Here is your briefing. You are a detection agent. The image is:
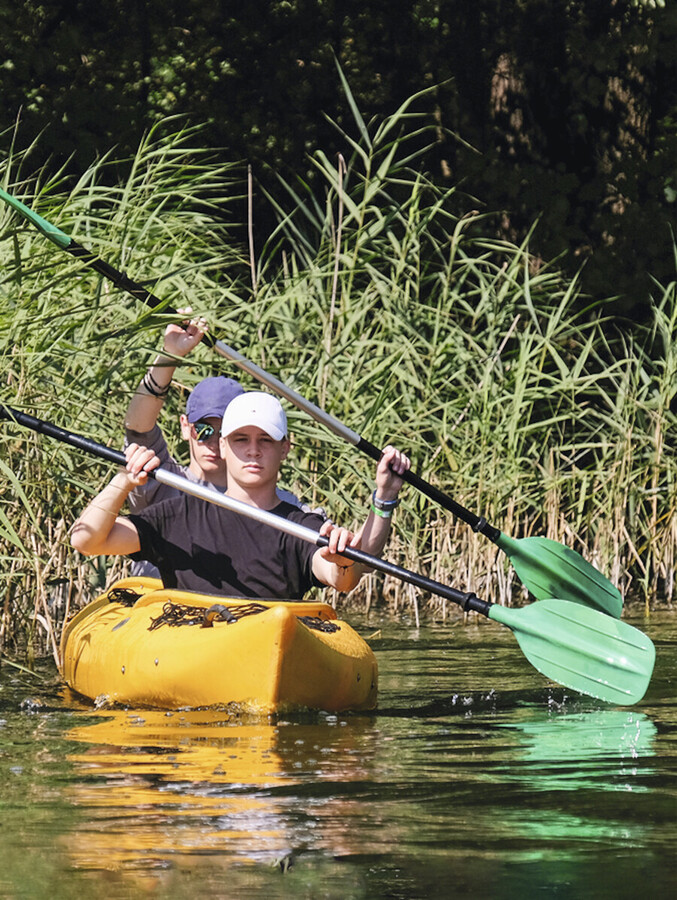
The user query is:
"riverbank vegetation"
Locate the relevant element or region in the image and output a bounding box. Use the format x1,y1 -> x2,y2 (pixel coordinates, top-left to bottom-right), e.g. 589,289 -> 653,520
0,105 -> 675,658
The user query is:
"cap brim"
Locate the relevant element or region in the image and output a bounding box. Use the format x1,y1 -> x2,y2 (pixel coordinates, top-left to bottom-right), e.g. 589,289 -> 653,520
187,407 -> 225,423
221,419 -> 286,440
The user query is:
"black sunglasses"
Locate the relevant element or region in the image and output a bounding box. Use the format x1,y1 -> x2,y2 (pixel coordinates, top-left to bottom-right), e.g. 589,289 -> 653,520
193,421 -> 218,442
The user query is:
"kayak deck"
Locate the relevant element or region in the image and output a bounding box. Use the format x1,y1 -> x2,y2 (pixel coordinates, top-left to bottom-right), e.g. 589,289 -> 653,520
60,578 -> 378,714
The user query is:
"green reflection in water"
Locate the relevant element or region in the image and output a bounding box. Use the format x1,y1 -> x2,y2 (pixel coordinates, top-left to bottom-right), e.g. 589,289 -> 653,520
496,708 -> 657,793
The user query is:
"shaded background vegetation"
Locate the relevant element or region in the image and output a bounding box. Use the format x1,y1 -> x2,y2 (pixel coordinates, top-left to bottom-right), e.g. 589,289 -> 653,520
1,0 -> 676,310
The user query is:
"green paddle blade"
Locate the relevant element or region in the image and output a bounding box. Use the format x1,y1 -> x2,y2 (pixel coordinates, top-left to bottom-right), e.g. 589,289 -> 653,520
494,532 -> 623,618
0,187 -> 72,250
489,599 -> 655,705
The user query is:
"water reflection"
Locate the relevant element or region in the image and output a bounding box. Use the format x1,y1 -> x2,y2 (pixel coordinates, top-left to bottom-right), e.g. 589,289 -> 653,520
497,708 -> 657,793
1,617 -> 671,897
62,699 -> 660,879
65,707 -> 375,872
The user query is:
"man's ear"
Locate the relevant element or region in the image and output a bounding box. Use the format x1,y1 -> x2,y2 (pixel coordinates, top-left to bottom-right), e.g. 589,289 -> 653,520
179,414 -> 191,440
280,438 -> 291,461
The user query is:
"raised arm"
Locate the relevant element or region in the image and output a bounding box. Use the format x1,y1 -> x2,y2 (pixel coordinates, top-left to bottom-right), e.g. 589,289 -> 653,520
356,444 -> 410,559
125,312 -> 207,433
70,445 -> 160,556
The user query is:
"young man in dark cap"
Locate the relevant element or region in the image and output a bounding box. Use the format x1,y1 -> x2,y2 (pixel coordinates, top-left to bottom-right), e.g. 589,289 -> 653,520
124,313 -> 302,511
124,314 -> 307,576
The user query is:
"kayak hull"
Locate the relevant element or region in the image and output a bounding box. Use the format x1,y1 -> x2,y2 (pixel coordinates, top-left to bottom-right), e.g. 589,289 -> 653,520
60,578 -> 378,714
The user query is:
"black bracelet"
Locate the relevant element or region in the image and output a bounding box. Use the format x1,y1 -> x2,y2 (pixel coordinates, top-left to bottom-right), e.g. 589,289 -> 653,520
142,371 -> 170,398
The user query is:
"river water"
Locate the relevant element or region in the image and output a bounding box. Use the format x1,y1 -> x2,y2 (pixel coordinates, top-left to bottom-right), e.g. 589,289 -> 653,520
0,609 -> 674,899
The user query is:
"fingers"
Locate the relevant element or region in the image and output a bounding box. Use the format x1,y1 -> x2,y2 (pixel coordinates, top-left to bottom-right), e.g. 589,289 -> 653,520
376,444 -> 411,500
176,308 -> 208,331
124,443 -> 161,482
319,520 -> 356,561
381,445 -> 411,474
184,315 -> 209,337
163,307 -> 208,352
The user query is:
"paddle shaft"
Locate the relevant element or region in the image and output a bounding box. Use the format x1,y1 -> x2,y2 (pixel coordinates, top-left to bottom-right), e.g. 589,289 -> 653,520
70,241 -> 498,536
0,187 -> 499,540
0,403 -> 491,616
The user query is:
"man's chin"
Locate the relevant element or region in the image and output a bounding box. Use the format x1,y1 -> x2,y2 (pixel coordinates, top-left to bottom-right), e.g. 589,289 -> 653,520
199,460 -> 225,475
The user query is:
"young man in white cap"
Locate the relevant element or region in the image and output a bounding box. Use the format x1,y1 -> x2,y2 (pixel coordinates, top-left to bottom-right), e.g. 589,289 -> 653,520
72,391 -> 410,599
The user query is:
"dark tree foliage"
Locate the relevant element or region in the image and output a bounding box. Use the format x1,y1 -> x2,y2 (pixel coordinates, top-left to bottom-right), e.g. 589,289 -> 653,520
1,0 -> 675,312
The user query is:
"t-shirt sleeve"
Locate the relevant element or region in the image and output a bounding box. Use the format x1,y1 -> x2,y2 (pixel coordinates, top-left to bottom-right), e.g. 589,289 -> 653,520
127,509 -> 164,564
127,504 -> 185,590
276,486 -> 327,517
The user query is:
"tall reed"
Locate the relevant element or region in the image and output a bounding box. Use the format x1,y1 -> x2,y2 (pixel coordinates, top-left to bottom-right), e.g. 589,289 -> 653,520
0,108 -> 674,658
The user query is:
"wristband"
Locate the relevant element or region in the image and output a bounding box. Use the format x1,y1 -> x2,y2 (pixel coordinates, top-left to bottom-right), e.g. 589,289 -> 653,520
371,490 -> 399,511
370,503 -> 393,519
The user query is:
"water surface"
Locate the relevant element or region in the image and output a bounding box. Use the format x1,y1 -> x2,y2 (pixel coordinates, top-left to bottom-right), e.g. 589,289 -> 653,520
0,610 -> 674,899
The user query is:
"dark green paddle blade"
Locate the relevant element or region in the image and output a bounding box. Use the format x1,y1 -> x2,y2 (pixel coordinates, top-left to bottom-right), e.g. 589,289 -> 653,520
494,532 -> 623,618
489,599 -> 654,705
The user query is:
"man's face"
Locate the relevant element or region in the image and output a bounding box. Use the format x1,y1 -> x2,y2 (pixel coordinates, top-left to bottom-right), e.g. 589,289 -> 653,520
220,425 -> 289,490
181,414 -> 225,478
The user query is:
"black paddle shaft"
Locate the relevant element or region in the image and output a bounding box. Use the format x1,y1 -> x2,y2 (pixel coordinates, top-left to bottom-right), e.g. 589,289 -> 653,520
0,404 -> 493,618
64,240 -> 502,543
355,435 -> 501,540
0,404 -> 126,468
66,241 -> 173,313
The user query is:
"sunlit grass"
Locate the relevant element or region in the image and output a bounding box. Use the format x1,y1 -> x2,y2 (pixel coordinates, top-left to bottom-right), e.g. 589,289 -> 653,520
0,109 -> 675,657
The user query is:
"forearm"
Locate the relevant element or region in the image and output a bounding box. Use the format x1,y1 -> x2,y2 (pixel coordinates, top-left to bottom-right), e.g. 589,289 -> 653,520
351,517 -> 387,569
312,489 -> 399,590
313,554 -> 363,592
70,473 -> 136,556
313,515 -> 392,588
124,352 -> 177,433
358,444 -> 409,563
357,490 -> 399,561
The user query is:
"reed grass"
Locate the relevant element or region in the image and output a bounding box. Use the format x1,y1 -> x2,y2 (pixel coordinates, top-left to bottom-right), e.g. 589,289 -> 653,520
0,106 -> 675,658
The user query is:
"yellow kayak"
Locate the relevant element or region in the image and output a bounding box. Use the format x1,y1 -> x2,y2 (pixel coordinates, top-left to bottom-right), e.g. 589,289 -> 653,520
60,577 -> 378,714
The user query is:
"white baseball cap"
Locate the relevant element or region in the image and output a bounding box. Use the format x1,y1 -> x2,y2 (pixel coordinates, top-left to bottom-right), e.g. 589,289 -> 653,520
220,391 -> 287,440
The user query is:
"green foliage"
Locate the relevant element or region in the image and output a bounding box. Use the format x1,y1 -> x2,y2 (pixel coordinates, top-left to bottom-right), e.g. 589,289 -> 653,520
0,106 -> 675,657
